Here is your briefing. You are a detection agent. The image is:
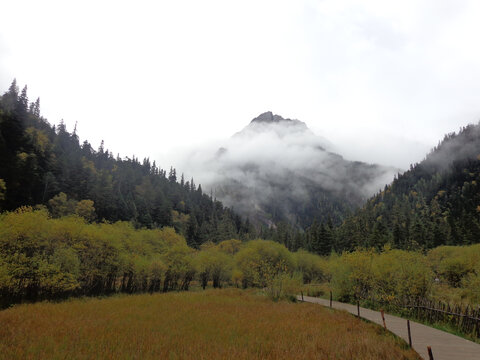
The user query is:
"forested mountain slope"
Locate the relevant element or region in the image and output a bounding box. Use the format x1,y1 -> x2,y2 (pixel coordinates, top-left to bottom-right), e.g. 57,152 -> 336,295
0,80 -> 253,246
337,123 -> 480,250
193,111 -> 398,229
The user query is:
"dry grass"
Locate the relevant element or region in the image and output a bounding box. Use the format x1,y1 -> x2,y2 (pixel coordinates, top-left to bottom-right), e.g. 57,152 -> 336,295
0,289 -> 420,360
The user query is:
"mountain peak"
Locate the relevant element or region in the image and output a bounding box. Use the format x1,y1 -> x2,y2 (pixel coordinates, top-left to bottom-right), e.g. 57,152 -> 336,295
251,111 -> 285,124
250,112 -> 308,129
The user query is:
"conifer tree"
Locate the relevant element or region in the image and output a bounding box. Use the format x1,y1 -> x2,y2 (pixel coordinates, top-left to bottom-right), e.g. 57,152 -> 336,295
16,85 -> 29,119
2,79 -> 18,111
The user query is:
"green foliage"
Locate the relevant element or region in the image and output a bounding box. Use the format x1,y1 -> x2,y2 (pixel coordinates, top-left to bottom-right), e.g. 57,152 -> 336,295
329,249 -> 375,301
295,249 -> 328,284
0,205 -> 335,306
0,207 -> 81,302
234,240 -> 294,288
75,199 -> 95,222
193,244 -> 232,289
372,249 -> 431,301
327,248 -> 432,303
216,239 -> 242,255
335,123 -> 480,251
48,192 -> 94,219
461,272 -> 480,303
0,207 -> 196,305
427,245 -> 480,289
0,81 -> 254,246
321,244 -> 480,309
2,203 -> 480,309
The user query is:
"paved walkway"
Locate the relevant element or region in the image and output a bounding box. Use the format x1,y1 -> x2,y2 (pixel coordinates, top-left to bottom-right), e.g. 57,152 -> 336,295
300,295 -> 480,360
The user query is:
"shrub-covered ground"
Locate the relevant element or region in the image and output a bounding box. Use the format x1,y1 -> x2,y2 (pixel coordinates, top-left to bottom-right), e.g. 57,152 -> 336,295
1,207 -> 479,309
322,245 -> 480,306
0,289 -> 419,360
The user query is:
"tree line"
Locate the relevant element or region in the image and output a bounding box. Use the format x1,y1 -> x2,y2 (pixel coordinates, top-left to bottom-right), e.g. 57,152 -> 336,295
2,206 -> 478,308
0,207 -> 318,306
0,80 -> 256,247
264,123 -> 480,254
1,79 -> 479,307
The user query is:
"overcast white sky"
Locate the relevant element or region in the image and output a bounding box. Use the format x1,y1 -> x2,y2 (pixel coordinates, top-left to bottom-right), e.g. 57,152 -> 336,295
2,0 -> 480,170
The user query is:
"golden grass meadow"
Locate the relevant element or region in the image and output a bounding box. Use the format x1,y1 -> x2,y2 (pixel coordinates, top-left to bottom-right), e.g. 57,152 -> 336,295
0,289 -> 419,360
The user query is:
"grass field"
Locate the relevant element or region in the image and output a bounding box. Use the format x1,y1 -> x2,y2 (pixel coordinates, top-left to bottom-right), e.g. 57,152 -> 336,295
0,289 -> 420,359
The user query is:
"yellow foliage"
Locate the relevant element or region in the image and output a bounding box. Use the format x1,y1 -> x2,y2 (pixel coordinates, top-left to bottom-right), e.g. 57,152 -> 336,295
81,157 -> 97,174
0,208 -> 195,302
17,152 -> 28,162
295,250 -> 329,283
2,204 -> 480,309
216,239 -> 242,255
328,248 -> 431,302
25,127 -> 50,154
235,240 -> 294,288
75,199 -> 95,221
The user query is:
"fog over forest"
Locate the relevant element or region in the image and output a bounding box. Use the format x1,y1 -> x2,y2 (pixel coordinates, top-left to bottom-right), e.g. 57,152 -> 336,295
173,112 -> 399,225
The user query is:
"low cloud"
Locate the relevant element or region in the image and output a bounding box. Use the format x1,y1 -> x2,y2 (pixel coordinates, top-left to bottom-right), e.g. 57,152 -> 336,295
170,112 -> 400,225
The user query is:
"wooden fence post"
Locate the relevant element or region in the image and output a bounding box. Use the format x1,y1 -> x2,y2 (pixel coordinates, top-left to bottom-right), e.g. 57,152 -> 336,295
357,300 -> 360,318
330,291 -> 332,308
407,319 -> 412,347
301,291 -> 304,302
380,309 -> 386,330
427,346 -> 434,360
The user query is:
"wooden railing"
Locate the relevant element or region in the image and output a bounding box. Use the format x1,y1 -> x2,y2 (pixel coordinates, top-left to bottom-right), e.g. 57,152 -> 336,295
404,298 -> 480,338
301,287 -> 480,339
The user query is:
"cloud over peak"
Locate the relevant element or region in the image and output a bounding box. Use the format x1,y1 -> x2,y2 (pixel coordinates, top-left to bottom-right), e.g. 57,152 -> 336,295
176,112 -> 399,227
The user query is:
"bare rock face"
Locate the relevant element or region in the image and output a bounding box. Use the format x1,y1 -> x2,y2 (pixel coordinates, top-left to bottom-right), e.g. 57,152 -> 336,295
250,111 -> 294,124
251,111 -> 276,123
240,111 -> 313,134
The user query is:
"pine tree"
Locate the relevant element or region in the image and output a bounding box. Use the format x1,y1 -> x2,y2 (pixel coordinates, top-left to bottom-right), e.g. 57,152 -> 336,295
33,97 -> 40,117
29,97 -> 40,117
318,223 -> 333,256
16,85 -> 29,120
168,167 -> 177,182
186,214 -> 199,248
308,220 -> 320,254
2,79 -> 18,111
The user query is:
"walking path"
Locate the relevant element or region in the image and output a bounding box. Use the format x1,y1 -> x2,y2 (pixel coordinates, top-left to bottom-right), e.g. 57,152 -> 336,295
300,295 -> 480,360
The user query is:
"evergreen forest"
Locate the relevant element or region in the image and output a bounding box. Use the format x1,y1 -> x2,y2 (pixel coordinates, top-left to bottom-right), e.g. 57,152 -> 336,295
0,80 -> 255,249
1,80 -> 480,311
262,124 -> 480,254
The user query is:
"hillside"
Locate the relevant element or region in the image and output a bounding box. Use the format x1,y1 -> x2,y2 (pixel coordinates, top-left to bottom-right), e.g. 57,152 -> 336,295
3,79 -> 479,255
337,123 -> 480,250
0,80 -> 253,246
188,111 -> 398,229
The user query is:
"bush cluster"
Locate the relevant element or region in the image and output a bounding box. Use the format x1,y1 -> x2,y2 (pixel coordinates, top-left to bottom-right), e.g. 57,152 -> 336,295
0,208 -> 327,305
